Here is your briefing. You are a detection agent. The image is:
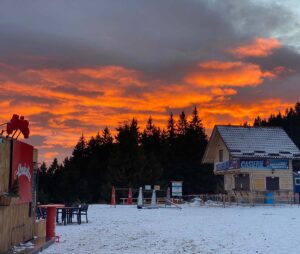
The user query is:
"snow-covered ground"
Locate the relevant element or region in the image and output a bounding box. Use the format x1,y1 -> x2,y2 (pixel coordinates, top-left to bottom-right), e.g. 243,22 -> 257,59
43,204 -> 300,254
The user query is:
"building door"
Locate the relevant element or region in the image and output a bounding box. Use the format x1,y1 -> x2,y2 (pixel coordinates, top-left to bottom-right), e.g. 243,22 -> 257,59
266,177 -> 279,190
234,174 -> 250,191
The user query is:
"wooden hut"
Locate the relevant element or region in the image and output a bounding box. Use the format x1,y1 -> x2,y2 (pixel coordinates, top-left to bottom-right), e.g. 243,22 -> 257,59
203,126 -> 300,203
0,135 -> 38,253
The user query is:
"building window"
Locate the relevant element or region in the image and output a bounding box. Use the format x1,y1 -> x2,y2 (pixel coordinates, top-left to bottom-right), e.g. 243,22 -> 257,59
219,149 -> 223,162
266,177 -> 279,190
295,178 -> 300,186
234,174 -> 250,191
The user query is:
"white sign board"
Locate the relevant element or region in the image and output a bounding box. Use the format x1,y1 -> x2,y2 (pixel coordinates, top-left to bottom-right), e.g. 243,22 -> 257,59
171,181 -> 182,197
144,185 -> 151,190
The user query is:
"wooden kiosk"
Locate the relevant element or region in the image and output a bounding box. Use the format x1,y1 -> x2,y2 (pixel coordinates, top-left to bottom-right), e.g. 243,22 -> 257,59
203,125 -> 300,203
0,115 -> 38,253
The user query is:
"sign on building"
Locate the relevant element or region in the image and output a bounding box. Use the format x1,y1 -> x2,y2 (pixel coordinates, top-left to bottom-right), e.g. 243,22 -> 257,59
171,181 -> 182,197
216,159 -> 289,171
216,159 -> 240,171
144,185 -> 151,190
240,159 -> 289,170
11,140 -> 33,203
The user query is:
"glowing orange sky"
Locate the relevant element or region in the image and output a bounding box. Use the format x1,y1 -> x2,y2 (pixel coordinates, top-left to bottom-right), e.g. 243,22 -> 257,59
0,37 -> 297,163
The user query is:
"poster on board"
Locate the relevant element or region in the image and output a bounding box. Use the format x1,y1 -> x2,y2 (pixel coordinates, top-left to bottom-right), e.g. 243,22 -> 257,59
171,181 -> 183,197
11,140 -> 33,203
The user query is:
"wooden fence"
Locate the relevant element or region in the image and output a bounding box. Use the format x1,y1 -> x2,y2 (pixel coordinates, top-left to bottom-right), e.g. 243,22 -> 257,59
0,203 -> 35,253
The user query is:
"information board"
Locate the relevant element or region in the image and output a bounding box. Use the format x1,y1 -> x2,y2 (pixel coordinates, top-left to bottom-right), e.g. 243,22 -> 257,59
171,181 -> 182,197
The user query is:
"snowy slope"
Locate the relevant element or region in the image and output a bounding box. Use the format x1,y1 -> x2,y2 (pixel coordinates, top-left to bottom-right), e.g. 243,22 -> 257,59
43,205 -> 300,254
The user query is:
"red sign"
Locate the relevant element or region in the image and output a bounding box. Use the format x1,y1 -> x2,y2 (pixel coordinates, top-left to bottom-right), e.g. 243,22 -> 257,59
11,140 -> 33,203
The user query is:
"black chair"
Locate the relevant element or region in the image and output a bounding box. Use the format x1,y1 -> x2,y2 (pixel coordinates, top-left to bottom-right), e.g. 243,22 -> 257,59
68,203 -> 80,224
75,204 -> 89,224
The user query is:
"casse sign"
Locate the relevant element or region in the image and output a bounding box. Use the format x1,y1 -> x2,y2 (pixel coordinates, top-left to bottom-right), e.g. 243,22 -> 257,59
240,159 -> 289,170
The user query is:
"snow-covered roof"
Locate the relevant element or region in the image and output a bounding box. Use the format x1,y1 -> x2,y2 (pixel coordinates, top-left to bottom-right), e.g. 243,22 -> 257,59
202,125 -> 300,163
216,125 -> 300,159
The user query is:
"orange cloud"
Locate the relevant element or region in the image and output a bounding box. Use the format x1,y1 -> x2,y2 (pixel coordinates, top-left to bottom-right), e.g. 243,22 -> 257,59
44,152 -> 59,160
185,61 -> 275,87
228,37 -> 281,58
0,60 -> 291,163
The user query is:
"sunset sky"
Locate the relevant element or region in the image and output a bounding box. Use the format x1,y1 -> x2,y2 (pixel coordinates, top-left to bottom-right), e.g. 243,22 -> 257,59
1,0 -> 300,163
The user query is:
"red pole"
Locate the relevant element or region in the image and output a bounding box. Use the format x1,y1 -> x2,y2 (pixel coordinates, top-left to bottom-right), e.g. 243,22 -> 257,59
111,186 -> 116,207
45,207 -> 56,238
127,188 -> 133,205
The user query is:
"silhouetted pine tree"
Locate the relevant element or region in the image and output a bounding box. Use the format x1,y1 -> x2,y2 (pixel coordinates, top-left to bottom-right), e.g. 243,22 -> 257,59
109,119 -> 146,187
167,112 -> 176,141
141,117 -> 163,185
177,111 -> 188,136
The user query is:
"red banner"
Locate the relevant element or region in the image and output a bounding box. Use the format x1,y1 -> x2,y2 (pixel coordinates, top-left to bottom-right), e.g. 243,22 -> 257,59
11,140 -> 33,203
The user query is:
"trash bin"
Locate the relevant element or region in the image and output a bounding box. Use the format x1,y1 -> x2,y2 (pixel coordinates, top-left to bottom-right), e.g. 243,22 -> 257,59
265,192 -> 274,204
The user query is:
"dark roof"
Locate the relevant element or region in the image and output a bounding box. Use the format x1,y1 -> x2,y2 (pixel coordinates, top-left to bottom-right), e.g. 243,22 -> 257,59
216,125 -> 300,159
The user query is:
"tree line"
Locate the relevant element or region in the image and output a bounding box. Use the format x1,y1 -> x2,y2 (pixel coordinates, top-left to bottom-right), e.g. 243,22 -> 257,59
38,102 -> 300,204
38,107 -> 221,203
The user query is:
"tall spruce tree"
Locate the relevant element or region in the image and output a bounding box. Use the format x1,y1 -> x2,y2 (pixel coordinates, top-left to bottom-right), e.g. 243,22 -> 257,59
141,117 -> 163,185
167,112 -> 176,141
109,119 -> 146,187
177,111 -> 188,136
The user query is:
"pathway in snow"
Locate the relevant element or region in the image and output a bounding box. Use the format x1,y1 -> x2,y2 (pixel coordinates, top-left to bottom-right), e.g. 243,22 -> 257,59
44,204 -> 300,254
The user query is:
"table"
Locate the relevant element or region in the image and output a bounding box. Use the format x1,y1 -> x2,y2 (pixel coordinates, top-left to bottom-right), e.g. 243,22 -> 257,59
57,207 -> 80,225
38,204 -> 65,238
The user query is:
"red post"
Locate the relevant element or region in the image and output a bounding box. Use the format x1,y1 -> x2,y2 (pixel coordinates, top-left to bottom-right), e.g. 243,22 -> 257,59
45,207 -> 56,238
38,204 -> 64,239
127,188 -> 133,205
111,186 -> 116,207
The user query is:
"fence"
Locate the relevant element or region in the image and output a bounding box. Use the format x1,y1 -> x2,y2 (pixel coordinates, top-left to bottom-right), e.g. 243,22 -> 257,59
184,191 -> 300,207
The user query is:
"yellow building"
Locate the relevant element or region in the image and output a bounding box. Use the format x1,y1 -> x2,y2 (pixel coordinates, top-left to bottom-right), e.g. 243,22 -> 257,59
203,125 -> 300,203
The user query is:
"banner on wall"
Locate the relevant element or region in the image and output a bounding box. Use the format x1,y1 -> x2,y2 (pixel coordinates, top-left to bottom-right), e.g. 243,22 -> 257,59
215,159 -> 240,171
216,158 -> 289,171
240,159 -> 289,170
11,140 -> 33,203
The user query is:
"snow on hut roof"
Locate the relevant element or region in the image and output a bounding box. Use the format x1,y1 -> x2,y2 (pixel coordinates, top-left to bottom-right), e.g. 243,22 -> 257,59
216,125 -> 300,159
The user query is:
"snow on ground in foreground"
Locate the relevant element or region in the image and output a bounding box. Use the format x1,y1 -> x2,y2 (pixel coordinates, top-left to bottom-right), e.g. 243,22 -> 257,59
43,205 -> 300,254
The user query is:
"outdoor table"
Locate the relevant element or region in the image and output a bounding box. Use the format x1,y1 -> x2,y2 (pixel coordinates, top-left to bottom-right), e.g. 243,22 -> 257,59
57,207 -> 79,225
38,204 -> 65,238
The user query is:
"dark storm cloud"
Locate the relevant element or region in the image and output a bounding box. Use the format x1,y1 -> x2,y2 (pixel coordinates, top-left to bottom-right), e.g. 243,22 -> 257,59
24,135 -> 46,147
28,112 -> 57,128
0,0 -> 296,74
9,95 -> 59,106
53,86 -> 104,97
247,46 -> 300,72
231,74 -> 300,106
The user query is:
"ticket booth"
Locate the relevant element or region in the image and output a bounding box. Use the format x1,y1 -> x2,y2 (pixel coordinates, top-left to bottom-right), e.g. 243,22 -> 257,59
0,115 -> 38,253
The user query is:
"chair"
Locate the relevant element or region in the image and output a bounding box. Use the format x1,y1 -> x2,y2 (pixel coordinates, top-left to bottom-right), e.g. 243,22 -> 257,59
68,203 -> 80,224
75,204 -> 89,224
